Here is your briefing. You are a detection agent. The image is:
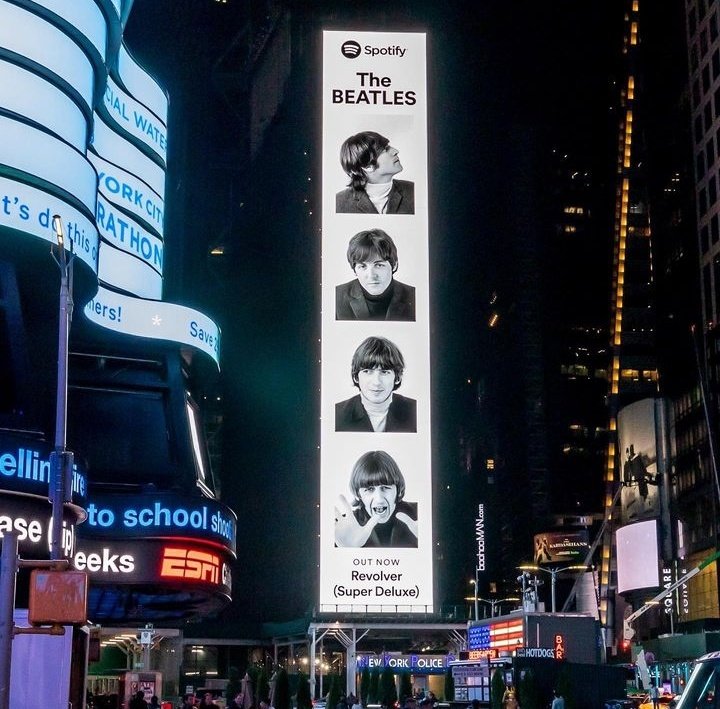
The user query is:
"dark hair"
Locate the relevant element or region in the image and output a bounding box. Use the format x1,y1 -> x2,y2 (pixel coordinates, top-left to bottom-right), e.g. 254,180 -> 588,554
340,131 -> 390,190
351,336 -> 405,389
347,229 -> 399,271
350,451 -> 406,501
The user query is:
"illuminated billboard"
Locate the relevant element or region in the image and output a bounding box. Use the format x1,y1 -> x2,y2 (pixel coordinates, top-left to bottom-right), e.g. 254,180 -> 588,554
533,530 -> 589,565
320,31 -> 432,612
617,398 -> 661,524
616,519 -> 660,593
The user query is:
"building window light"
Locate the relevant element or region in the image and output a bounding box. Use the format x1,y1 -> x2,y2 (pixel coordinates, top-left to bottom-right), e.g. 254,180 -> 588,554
486,459 -> 495,470
563,225 -> 577,233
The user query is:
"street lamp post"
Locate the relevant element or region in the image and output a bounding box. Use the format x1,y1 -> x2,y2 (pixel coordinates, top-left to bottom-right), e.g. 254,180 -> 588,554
469,571 -> 479,620
518,564 -> 587,613
465,592 -> 520,618
49,215 -> 75,561
478,597 -> 521,617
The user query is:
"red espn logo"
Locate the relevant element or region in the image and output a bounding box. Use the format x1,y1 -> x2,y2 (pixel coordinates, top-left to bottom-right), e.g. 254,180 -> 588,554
160,547 -> 220,584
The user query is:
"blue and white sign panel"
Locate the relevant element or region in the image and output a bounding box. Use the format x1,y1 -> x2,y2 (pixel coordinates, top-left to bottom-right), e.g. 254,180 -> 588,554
84,286 -> 220,365
320,31 -> 432,612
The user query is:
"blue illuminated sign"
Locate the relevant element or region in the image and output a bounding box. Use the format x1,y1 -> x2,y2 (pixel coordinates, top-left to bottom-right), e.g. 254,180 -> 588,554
0,176 -> 99,274
103,78 -> 168,163
0,433 -> 88,508
356,653 -> 455,674
78,492 -> 237,554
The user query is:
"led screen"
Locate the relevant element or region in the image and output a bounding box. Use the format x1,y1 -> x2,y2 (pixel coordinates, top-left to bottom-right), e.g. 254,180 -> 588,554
618,397 -> 661,523
616,519 -> 660,593
320,31 -> 432,612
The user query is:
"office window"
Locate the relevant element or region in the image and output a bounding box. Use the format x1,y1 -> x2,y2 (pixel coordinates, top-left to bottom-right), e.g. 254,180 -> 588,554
705,100 -> 713,132
698,150 -> 707,179
696,114 -> 704,144
714,50 -> 720,81
700,186 -> 708,215
702,224 -> 710,253
712,10 -> 719,41
712,212 -> 720,245
704,63 -> 712,94
710,174 -> 718,204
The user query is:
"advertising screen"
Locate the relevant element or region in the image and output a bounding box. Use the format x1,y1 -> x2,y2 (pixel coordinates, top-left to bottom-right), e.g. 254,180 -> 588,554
533,530 -> 589,565
320,31 -> 432,612
618,398 -> 660,524
616,519 -> 660,593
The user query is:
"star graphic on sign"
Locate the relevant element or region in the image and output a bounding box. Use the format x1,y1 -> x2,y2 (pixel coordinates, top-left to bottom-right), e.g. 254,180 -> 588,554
152,315 -> 162,326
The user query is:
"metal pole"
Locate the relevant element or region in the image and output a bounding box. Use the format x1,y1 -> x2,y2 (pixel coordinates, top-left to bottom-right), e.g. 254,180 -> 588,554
310,628 -> 316,698
474,568 -> 479,621
319,638 -> 324,699
550,570 -> 556,613
0,532 -> 19,709
50,216 -> 74,561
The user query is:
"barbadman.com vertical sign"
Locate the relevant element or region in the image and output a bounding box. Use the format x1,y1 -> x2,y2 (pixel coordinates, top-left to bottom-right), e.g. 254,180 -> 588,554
320,31 -> 432,612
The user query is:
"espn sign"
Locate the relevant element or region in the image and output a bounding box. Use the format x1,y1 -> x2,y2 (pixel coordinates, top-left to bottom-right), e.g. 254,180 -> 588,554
160,547 -> 224,585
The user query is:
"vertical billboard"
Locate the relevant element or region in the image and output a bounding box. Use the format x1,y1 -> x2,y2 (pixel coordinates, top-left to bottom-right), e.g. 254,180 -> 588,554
617,398 -> 661,524
320,31 -> 432,612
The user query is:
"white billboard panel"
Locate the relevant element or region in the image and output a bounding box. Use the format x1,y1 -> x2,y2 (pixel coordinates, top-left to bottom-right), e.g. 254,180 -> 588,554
616,519 -> 660,593
320,31 -> 432,612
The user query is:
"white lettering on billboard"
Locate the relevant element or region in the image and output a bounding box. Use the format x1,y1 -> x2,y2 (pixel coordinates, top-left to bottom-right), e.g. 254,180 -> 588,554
320,31 -> 432,612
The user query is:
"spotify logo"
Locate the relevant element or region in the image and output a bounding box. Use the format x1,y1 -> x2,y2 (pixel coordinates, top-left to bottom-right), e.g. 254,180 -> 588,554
341,40 -> 361,58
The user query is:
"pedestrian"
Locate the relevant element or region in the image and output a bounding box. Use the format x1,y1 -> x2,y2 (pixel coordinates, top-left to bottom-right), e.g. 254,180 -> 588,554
129,691 -> 148,709
551,689 -> 564,709
149,696 -> 161,709
228,692 -> 245,709
199,692 -> 219,708
502,685 -> 519,709
649,681 -> 660,709
181,694 -> 197,709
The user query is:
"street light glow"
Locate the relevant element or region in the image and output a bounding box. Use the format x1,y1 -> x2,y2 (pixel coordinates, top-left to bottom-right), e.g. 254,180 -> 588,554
517,563 -> 588,612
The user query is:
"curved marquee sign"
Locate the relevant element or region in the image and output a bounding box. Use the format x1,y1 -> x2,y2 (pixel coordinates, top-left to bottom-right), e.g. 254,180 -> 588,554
0,2 -> 221,367
78,492 -> 237,555
0,495 -> 77,558
0,176 -> 99,273
103,77 -> 168,164
84,286 -> 221,365
73,537 -> 233,598
0,1 -> 95,111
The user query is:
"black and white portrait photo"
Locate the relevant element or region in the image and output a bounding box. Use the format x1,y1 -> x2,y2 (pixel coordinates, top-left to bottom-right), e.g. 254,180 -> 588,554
334,450 -> 418,548
336,228 -> 415,321
335,336 -> 417,432
335,131 -> 415,214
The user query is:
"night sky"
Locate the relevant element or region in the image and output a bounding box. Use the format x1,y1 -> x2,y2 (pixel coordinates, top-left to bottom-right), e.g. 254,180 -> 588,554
121,0 -> 672,627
